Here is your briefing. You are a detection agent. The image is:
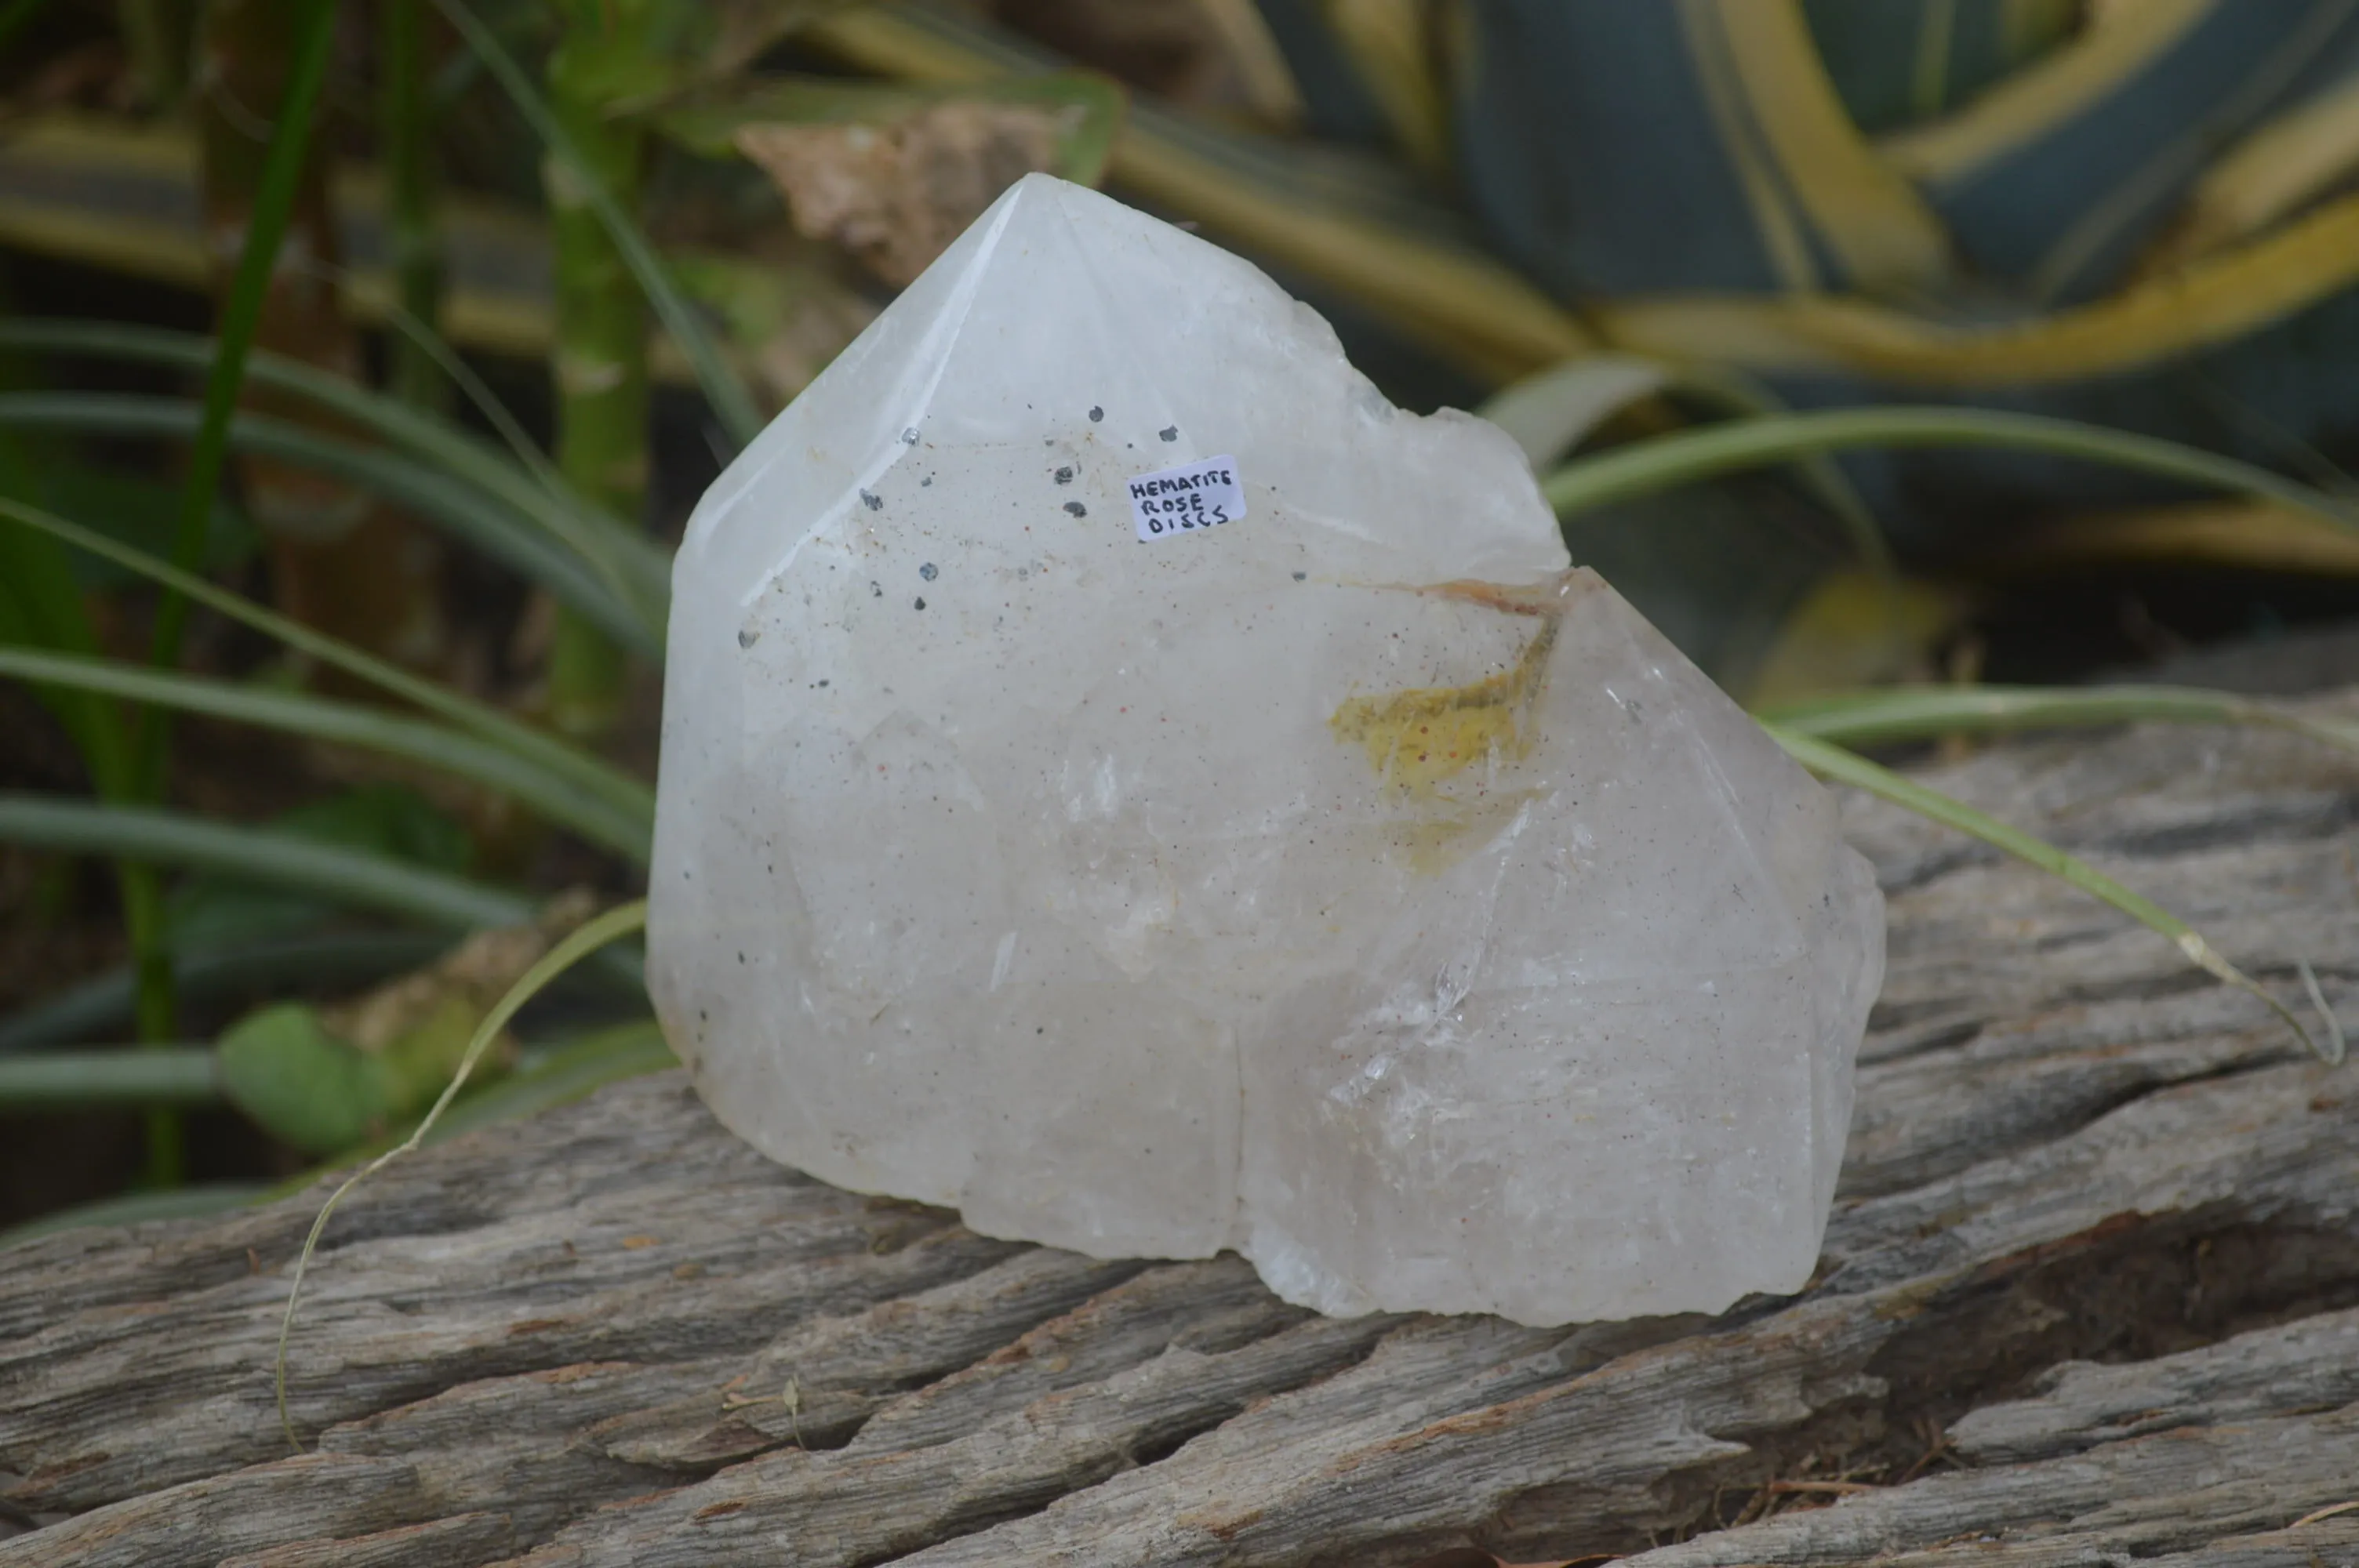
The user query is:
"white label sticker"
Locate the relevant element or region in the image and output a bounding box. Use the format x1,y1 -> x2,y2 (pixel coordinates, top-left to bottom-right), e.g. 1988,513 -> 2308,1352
1126,456 -> 1245,543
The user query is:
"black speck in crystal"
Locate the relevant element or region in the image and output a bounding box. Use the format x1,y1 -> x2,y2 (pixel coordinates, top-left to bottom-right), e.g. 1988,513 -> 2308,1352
870,581 -> 883,597
1089,405 -> 1103,421
860,489 -> 882,510
737,626 -> 760,648
921,476 -> 932,487
1159,426 -> 1179,441
817,678 -> 830,687
1053,466 -> 1073,485
1063,501 -> 1087,517
919,562 -> 938,581
1292,571 -> 1307,582
914,596 -> 927,610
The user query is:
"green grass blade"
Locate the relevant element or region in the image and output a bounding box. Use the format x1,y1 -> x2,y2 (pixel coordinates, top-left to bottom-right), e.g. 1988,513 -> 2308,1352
1765,724 -> 2328,1063
2298,963 -> 2347,1068
1482,355 -> 1890,573
0,514 -> 133,792
0,648 -> 652,862
54,0 -> 322,1169
148,0 -> 338,717
0,391 -> 660,655
0,932 -> 455,1054
1543,408 -> 2359,535
0,322 -> 662,622
277,898 -> 650,1449
0,498 -> 656,828
414,1017 -> 671,1148
434,0 -> 764,449
364,296 -> 565,490
1758,684 -> 2359,759
380,0 -> 446,415
0,793 -> 537,933
0,1047 -> 220,1110
1478,354 -> 1668,470
1653,367 -> 1896,576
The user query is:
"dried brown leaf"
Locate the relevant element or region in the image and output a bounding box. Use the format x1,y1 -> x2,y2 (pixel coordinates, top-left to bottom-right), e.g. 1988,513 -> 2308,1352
736,101 -> 1065,286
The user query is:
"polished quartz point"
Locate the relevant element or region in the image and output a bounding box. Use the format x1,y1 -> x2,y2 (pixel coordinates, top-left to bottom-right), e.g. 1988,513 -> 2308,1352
649,174 -> 1885,1326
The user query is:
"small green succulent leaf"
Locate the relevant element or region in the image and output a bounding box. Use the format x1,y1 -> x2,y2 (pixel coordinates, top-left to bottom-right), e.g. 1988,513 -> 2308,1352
217,1003 -> 391,1156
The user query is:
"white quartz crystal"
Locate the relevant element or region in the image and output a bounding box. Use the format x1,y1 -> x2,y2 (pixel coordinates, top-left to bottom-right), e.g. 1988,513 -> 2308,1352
648,174 -> 1885,1327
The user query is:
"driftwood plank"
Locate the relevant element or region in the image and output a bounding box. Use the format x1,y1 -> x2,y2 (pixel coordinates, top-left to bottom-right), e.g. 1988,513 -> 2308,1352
1946,1305 -> 2359,1463
1612,1311 -> 2359,1568
4,701 -> 2357,1567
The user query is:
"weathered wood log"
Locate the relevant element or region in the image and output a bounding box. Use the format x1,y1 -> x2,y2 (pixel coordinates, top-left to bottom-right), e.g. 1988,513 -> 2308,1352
5,704 -> 2358,1567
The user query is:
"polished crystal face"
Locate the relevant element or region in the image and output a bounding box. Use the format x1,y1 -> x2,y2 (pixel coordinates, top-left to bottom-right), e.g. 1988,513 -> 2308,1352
649,175 -> 1885,1326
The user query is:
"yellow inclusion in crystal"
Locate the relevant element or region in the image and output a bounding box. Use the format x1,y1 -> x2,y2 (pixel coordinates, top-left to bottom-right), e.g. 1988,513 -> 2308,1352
1329,616 -> 1559,796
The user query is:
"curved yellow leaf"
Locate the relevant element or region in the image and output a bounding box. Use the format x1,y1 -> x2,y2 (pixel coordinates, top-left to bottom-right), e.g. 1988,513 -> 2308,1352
1710,0 -> 1953,292
2149,74 -> 2359,266
1990,499 -> 2359,578
1598,189 -> 2359,387
1880,0 -> 2212,181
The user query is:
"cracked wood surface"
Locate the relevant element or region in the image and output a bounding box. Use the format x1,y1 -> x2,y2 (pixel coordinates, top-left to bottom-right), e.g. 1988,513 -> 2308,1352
4,706 -> 2358,1566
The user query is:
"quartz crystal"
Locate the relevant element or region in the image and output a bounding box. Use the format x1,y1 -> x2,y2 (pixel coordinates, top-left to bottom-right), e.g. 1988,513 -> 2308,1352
648,174 -> 1885,1327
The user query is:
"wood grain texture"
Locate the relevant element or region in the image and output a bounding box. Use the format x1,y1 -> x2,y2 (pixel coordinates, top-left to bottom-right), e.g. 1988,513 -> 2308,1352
5,703 -> 2357,1566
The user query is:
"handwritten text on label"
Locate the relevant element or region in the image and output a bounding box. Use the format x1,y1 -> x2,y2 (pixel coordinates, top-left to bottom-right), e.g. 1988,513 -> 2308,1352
1127,456 -> 1245,543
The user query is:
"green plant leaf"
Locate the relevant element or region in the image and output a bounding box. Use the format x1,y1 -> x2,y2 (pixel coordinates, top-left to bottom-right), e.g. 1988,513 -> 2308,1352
1649,366 -> 1895,577
147,0 -> 338,736
0,517 -> 130,795
0,793 -> 534,935
217,1004 -> 390,1155
380,0 -> 447,416
0,498 -> 656,832
0,322 -> 665,628
249,1015 -> 668,1185
0,1044 -> 220,1111
1765,724 -> 2332,1064
0,451 -> 258,588
0,647 -> 656,862
1479,355 -> 1672,471
0,391 -> 661,655
164,786 -> 473,955
0,793 -> 646,994
0,931 -> 455,1055
1757,683 -> 2359,759
435,0 -> 765,449
1543,407 -> 2359,535
1483,354 -> 1893,575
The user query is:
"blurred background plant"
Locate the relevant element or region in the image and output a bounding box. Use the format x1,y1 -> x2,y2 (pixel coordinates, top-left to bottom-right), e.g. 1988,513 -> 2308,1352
3,0 -> 2357,1236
